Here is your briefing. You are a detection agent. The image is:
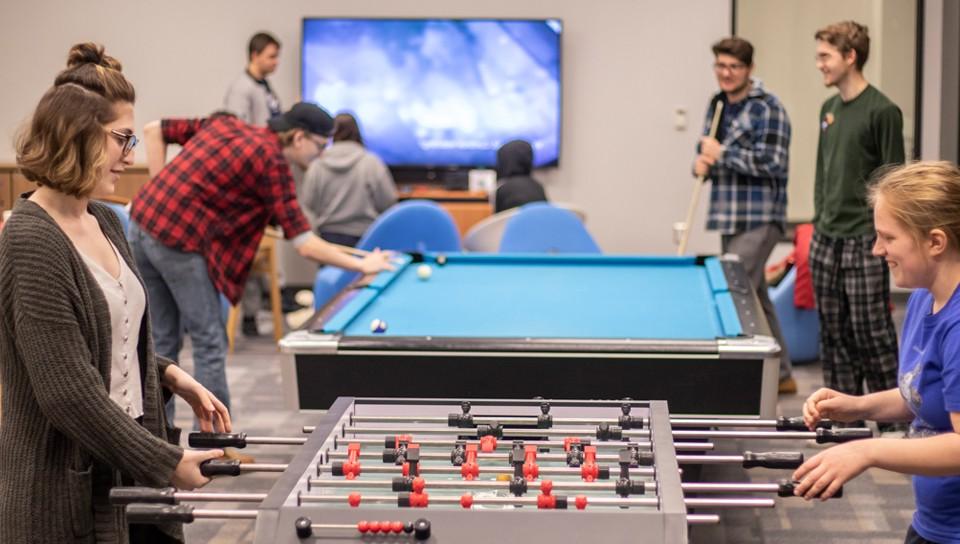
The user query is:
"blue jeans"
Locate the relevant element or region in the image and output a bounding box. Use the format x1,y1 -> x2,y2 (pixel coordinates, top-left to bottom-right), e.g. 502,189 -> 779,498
128,222 -> 230,422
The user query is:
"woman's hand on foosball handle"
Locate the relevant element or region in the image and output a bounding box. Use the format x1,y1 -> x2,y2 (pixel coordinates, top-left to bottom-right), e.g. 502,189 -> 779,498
172,449 -> 224,490
803,387 -> 865,430
792,440 -> 869,501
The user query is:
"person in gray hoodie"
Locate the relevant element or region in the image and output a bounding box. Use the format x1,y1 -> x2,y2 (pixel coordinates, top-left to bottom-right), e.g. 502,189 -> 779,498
301,113 -> 397,247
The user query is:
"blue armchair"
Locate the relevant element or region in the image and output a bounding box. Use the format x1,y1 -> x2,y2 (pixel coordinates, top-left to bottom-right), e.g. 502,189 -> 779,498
313,200 -> 462,310
769,266 -> 820,364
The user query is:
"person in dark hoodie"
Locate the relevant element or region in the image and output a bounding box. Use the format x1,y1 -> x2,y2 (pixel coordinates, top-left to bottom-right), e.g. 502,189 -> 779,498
494,139 -> 548,213
301,113 -> 397,247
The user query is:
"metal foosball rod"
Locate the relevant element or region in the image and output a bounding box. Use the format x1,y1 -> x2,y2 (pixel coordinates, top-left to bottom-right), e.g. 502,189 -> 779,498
679,480 -> 842,497
324,446 -> 803,469
124,503 -> 717,534
110,487 -> 266,505
124,504 -> 434,540
318,462 -> 655,479
127,504 -> 259,522
345,414 -> 831,432
194,458 -> 657,480
296,492 -> 776,510
336,424 -> 872,444
339,435 -> 716,452
308,476 -> 655,495
340,401 -> 832,432
305,476 -> 840,498
189,431 -> 716,451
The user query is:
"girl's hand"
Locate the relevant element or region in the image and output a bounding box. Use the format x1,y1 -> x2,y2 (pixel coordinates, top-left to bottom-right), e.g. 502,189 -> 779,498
803,387 -> 864,430
164,365 -> 231,433
171,449 -> 224,490
792,440 -> 871,500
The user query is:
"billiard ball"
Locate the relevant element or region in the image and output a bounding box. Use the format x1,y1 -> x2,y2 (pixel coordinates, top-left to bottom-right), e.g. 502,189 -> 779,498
436,254 -> 447,266
370,319 -> 388,333
416,264 -> 432,280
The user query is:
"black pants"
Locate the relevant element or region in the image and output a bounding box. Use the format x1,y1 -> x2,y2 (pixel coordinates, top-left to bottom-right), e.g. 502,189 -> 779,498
319,231 -> 361,247
905,525 -> 940,544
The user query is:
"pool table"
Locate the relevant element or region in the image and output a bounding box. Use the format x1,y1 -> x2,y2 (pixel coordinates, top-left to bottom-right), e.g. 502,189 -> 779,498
279,253 -> 780,418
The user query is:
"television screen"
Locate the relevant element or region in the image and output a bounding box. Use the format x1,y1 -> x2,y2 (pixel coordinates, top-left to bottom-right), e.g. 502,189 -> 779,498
301,18 -> 562,169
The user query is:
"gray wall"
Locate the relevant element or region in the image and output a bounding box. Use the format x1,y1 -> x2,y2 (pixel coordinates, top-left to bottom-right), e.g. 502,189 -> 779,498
0,0 -> 731,254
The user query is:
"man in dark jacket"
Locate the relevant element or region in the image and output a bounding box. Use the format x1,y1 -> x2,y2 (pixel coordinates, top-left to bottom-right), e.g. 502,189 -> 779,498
494,140 -> 548,213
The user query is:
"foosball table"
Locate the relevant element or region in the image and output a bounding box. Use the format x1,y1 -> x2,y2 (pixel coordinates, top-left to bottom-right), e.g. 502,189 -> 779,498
113,397 -> 870,543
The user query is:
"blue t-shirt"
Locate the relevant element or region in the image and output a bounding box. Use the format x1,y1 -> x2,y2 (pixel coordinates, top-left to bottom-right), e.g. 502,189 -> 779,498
899,287 -> 960,543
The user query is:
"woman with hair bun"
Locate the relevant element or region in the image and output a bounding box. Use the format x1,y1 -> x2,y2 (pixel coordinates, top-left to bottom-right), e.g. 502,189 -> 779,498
0,43 -> 229,543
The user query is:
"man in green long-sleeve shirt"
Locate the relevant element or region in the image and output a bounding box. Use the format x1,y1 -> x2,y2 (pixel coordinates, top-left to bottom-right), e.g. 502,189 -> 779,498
810,21 -> 905,433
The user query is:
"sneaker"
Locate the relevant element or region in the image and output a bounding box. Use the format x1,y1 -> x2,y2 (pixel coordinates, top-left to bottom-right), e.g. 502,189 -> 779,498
778,377 -> 798,395
242,315 -> 260,337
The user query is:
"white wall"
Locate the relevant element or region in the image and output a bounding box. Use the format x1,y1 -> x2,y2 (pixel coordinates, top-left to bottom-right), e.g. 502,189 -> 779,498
921,0 -> 960,162
0,0 -> 730,254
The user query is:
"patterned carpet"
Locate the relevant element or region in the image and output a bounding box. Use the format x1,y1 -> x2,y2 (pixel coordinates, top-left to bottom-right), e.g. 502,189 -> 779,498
173,308 -> 915,543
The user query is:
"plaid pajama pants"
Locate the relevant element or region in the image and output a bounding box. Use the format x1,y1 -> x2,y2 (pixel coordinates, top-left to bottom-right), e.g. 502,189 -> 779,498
810,230 -> 899,396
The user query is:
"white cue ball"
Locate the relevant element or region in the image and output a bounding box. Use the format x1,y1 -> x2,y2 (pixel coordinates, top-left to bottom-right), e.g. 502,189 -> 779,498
416,264 -> 432,280
370,319 -> 388,333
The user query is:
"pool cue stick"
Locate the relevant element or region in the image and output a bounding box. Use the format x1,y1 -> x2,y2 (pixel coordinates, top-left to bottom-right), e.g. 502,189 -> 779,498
677,100 -> 724,256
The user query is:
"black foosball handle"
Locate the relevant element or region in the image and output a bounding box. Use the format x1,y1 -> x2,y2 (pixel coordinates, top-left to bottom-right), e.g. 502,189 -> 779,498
190,432 -> 247,448
110,486 -> 177,505
200,459 -> 241,477
126,504 -> 195,523
777,479 -> 843,499
816,428 -> 873,444
776,417 -> 833,431
742,451 -> 804,469
295,517 -> 313,538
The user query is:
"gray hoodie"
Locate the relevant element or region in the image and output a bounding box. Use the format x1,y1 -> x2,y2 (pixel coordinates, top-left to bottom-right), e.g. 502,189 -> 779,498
301,141 -> 397,237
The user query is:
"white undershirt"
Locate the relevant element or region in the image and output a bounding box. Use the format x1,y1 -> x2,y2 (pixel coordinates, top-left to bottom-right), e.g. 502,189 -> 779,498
78,240 -> 145,419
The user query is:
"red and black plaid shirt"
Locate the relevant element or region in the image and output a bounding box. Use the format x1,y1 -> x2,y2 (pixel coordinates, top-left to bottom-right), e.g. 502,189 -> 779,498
130,116 -> 311,304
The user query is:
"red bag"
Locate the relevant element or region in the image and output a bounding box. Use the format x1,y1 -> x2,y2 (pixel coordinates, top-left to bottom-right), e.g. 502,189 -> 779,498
793,223 -> 815,309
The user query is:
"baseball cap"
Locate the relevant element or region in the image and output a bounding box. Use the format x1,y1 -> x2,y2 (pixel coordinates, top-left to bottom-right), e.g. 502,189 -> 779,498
268,102 -> 334,136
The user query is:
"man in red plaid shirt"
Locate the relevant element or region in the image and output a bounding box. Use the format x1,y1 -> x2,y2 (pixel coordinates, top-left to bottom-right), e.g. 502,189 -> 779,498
129,102 -> 391,420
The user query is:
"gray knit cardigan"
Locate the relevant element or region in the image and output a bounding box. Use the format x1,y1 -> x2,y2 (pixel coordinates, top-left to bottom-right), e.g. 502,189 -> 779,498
0,198 -> 184,543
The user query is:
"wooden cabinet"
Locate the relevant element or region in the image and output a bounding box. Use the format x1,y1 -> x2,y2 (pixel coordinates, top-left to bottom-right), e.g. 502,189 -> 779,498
0,171 -> 11,211
11,172 -> 37,202
0,164 -> 151,210
396,185 -> 492,236
0,166 -> 492,240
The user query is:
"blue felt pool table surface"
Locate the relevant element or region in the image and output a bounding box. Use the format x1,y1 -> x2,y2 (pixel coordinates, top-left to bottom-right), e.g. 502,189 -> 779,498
320,254 -> 745,341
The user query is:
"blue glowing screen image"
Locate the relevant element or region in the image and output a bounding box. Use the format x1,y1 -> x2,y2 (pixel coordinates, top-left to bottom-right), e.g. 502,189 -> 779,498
302,18 -> 562,168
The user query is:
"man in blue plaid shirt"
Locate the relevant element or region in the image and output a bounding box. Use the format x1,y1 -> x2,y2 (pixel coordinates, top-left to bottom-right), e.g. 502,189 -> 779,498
695,37 -> 795,393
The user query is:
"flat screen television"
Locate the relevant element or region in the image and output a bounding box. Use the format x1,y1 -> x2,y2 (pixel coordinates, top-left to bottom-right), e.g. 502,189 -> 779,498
301,18 -> 562,179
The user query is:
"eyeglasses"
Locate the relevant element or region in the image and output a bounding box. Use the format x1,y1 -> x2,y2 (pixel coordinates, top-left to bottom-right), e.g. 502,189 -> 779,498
109,129 -> 139,156
713,62 -> 748,73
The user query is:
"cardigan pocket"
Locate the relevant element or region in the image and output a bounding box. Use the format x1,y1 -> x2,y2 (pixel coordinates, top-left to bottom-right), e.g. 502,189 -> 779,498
66,464 -> 95,538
